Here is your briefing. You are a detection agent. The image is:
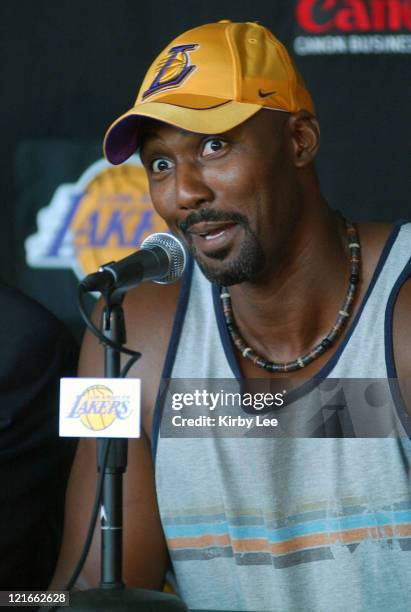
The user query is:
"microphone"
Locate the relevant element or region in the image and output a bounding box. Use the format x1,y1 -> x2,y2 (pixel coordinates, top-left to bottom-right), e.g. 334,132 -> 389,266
80,232 -> 186,293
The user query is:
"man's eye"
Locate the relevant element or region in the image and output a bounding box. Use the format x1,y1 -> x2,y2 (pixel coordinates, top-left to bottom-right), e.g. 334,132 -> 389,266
202,139 -> 227,156
151,158 -> 172,173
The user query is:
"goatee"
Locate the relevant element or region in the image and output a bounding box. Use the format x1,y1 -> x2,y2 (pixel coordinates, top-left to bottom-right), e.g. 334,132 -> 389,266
179,209 -> 266,286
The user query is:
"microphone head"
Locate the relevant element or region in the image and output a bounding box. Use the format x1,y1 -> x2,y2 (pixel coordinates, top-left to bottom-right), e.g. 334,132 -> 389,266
140,232 -> 187,284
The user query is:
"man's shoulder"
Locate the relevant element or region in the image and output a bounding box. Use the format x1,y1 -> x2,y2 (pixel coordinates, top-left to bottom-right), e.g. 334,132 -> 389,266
357,221 -> 409,283
117,281 -> 185,434
81,279 -> 183,398
121,277 -> 183,353
393,276 -> 411,376
358,220 -> 411,249
358,221 -> 396,255
358,220 -> 410,362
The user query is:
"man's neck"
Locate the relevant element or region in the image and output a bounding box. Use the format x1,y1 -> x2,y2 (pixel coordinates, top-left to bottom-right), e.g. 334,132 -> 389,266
227,205 -> 349,364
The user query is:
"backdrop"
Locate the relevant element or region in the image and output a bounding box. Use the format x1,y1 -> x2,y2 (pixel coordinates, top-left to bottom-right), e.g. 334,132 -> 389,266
1,0 -> 410,338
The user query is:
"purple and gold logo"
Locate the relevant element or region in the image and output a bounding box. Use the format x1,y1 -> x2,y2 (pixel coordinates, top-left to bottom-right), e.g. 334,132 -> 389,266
142,43 -> 199,100
25,157 -> 168,283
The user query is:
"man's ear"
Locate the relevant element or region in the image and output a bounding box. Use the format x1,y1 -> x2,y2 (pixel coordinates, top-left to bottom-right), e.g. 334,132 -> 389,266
286,111 -> 320,167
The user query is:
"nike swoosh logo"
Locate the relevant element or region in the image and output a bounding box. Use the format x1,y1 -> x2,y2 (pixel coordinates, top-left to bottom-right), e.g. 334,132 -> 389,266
258,89 -> 276,98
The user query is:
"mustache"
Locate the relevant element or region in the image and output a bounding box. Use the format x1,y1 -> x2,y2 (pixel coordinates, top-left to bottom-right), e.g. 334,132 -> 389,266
178,209 -> 248,234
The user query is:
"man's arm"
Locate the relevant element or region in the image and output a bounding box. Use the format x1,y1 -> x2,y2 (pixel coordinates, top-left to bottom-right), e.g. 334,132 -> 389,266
51,280 -> 181,589
393,276 -> 411,417
51,436 -> 168,590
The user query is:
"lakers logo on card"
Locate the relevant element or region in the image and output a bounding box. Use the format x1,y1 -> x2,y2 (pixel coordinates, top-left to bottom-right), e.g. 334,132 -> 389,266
68,384 -> 131,432
25,156 -> 168,283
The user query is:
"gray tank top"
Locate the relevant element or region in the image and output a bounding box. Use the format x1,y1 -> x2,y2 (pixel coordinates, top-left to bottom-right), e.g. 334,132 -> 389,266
153,222 -> 411,612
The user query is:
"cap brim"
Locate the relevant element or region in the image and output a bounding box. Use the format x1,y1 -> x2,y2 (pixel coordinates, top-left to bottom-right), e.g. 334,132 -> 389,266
103,101 -> 262,165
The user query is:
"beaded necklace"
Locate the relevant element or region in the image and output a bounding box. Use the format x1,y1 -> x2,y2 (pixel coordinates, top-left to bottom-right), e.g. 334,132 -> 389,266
220,219 -> 360,373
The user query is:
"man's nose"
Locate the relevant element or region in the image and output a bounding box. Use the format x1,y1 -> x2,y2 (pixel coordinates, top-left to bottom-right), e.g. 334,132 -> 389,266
175,162 -> 214,210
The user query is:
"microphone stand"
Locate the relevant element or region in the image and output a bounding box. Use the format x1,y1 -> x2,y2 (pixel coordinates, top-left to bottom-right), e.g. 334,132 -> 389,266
58,288 -> 188,611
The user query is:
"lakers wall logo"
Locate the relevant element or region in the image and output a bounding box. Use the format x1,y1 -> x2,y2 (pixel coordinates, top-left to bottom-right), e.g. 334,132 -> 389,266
142,43 -> 199,99
68,384 -> 131,431
25,156 -> 168,283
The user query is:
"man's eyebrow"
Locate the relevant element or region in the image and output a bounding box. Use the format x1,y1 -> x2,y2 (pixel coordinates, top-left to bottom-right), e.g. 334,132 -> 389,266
176,128 -> 203,137
139,131 -> 162,156
139,128 -> 210,156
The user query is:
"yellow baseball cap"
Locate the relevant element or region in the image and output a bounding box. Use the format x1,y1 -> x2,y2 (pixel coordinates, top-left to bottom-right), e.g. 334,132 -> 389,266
104,20 -> 314,165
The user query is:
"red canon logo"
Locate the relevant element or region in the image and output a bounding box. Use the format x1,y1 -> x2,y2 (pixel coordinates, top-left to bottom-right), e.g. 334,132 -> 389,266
296,0 -> 411,33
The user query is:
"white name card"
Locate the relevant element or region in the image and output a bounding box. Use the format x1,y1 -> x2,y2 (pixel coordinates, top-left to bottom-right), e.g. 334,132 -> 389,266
59,377 -> 141,438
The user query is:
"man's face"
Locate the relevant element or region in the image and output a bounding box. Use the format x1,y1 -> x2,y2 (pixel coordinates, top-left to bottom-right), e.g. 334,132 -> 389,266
140,109 -> 301,286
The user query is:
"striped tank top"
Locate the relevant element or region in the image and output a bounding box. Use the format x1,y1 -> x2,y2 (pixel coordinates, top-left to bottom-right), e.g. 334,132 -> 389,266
153,222 -> 411,612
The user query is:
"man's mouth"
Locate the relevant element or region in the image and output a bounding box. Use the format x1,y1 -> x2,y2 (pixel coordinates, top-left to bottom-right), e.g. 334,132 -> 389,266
178,211 -> 248,258
182,221 -> 241,257
188,221 -> 238,242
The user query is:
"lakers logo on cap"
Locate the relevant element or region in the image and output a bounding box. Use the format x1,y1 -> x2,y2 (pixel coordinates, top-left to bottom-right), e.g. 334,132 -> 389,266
142,43 -> 199,100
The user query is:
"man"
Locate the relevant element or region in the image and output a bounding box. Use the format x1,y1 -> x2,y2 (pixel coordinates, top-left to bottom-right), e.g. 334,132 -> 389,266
0,282 -> 77,593
52,21 -> 411,611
